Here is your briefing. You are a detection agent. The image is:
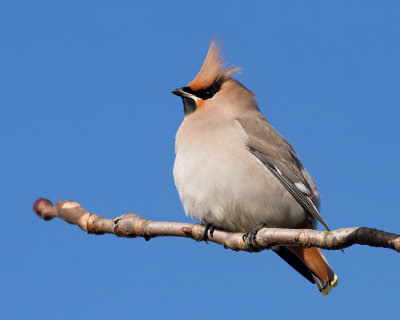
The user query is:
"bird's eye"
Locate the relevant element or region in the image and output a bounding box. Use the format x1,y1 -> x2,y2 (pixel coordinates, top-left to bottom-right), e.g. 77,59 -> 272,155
199,89 -> 214,100
194,78 -> 223,100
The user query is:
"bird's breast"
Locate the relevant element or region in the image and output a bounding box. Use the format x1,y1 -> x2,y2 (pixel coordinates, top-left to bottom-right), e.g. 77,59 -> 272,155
173,117 -> 307,232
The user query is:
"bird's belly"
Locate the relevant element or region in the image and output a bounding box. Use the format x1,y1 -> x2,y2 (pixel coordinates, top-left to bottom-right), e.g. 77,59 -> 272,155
173,144 -> 307,232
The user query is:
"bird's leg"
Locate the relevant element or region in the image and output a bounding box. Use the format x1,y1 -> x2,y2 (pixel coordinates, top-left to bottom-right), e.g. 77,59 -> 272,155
242,224 -> 267,252
201,220 -> 217,243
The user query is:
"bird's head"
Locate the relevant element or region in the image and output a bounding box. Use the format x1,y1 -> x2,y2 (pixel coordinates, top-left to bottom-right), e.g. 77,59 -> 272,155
172,41 -> 255,117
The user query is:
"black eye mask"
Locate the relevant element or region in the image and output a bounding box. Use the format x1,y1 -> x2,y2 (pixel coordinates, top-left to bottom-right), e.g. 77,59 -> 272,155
184,78 -> 224,100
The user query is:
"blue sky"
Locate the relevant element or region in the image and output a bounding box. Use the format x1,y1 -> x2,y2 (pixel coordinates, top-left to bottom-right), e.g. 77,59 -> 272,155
1,1 -> 399,319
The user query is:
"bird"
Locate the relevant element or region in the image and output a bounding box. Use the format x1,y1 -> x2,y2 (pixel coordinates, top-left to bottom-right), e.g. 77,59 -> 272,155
171,40 -> 338,295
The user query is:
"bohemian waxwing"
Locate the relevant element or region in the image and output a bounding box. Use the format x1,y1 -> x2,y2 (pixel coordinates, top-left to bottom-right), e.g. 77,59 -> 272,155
172,41 -> 338,295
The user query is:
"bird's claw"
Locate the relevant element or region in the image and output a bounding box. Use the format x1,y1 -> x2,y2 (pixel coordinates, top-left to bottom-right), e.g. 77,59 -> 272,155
242,224 -> 266,252
202,222 -> 217,243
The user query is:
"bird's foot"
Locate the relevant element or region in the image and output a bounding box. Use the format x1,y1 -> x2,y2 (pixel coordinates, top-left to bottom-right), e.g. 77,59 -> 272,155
242,224 -> 267,252
202,221 -> 217,243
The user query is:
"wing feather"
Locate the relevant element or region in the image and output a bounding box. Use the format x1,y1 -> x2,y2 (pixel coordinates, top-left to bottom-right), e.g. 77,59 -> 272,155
235,116 -> 330,231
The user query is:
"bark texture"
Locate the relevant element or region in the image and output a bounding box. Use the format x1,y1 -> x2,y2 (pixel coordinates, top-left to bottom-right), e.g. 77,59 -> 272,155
33,198 -> 400,253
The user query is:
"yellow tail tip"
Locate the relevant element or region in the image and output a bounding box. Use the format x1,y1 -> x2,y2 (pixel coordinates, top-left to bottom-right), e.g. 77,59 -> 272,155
330,274 -> 338,287
320,286 -> 332,296
320,274 -> 338,296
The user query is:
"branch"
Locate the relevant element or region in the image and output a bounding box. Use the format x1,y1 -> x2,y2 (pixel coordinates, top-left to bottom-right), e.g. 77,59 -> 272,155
33,198 -> 400,253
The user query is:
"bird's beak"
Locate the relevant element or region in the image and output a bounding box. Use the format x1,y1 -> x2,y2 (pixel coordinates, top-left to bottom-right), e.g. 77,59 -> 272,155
171,88 -> 186,98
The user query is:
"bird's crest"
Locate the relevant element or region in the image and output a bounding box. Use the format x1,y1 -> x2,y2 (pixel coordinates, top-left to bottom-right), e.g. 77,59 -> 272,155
188,40 -> 239,91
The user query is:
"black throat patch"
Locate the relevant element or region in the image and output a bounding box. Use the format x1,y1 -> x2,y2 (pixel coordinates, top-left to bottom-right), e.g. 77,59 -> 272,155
182,97 -> 197,115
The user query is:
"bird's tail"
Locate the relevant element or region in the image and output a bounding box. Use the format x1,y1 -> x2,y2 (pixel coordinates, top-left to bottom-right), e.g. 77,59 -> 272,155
273,246 -> 338,295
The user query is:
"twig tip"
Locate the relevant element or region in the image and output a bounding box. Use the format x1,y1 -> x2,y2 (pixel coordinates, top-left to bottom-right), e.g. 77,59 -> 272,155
33,198 -> 53,218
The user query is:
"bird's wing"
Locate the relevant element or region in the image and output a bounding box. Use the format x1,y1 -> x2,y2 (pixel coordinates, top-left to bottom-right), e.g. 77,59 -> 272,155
235,116 -> 330,231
